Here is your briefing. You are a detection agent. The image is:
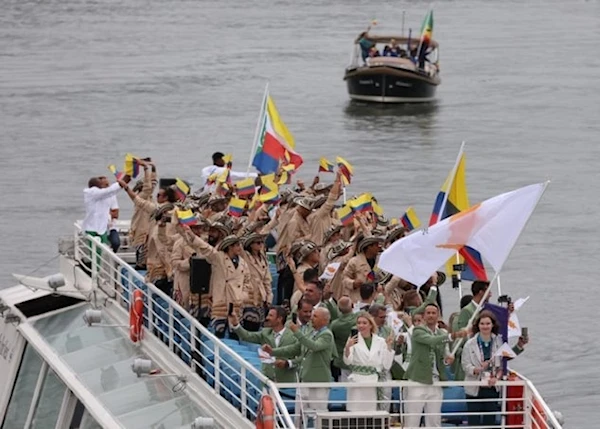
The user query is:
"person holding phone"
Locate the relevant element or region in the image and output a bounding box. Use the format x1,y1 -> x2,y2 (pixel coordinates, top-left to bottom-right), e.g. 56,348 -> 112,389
343,312 -> 395,411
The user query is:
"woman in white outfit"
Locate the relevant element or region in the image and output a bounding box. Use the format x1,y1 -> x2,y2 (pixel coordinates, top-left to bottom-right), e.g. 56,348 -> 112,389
344,312 -> 395,411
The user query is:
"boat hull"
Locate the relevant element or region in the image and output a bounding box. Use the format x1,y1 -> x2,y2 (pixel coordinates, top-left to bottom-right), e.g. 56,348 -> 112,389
344,67 -> 439,103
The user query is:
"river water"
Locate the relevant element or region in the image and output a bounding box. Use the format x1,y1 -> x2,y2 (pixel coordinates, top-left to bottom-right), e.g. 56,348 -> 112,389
1,0 -> 599,426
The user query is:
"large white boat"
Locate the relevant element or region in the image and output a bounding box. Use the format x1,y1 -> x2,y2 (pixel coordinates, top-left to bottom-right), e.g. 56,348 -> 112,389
0,220 -> 564,428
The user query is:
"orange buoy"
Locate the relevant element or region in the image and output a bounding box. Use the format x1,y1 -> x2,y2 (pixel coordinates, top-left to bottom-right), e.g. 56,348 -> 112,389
255,394 -> 275,429
129,289 -> 144,343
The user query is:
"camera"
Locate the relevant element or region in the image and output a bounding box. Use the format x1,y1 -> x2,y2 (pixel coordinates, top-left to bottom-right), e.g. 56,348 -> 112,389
497,295 -> 512,304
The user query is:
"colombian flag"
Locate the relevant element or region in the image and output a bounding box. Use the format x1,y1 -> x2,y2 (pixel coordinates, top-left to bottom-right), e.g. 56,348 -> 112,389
223,154 -> 233,169
337,205 -> 354,226
124,153 -> 140,179
349,193 -> 372,213
228,197 -> 246,217
176,209 -> 197,226
336,156 -> 354,186
400,207 -> 421,231
252,95 -> 303,174
108,164 -> 124,181
278,164 -> 295,185
319,157 -> 335,173
235,177 -> 256,197
429,147 -> 487,281
174,178 -> 190,202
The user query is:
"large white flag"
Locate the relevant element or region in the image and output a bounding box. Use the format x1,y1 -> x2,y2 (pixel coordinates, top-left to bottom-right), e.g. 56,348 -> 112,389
379,182 -> 548,286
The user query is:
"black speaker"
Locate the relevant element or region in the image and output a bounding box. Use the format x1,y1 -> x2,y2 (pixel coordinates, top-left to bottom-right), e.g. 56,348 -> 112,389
190,256 -> 211,294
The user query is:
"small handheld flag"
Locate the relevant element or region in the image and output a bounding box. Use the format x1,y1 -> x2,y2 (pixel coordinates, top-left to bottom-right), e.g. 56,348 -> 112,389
108,164 -> 124,181
336,205 -> 354,226
349,193 -> 372,213
175,178 -> 190,202
336,156 -> 354,186
235,178 -> 256,197
228,197 -> 246,217
493,342 -> 517,359
400,207 -> 421,231
176,209 -> 197,226
124,153 -> 141,179
223,154 -> 233,169
318,157 -> 335,173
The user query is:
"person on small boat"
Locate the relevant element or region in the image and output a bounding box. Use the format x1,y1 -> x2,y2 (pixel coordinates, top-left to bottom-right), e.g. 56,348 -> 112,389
383,39 -> 408,58
368,46 -> 381,58
355,29 -> 376,61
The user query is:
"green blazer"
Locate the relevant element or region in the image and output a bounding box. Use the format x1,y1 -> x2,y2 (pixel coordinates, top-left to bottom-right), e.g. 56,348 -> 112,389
451,300 -> 477,381
271,327 -> 337,382
234,325 -> 298,383
404,325 -> 450,385
329,312 -> 358,370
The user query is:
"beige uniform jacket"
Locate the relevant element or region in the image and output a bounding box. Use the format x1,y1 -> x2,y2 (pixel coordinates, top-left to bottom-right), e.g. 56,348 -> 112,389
242,251 -> 273,306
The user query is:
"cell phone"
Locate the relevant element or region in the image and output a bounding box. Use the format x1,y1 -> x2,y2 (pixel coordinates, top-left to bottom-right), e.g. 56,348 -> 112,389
350,328 -> 359,338
521,327 -> 528,338
291,313 -> 298,324
228,303 -> 234,316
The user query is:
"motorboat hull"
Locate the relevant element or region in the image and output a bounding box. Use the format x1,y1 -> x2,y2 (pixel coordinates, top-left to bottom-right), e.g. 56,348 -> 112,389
344,66 -> 439,103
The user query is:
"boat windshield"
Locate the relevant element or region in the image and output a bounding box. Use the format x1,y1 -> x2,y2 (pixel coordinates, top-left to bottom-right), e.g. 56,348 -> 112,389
33,304 -> 212,428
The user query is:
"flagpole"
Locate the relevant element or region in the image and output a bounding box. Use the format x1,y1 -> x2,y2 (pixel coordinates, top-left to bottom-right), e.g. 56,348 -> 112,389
438,141 -> 465,299
497,274 -> 503,296
450,180 -> 550,357
246,81 -> 270,174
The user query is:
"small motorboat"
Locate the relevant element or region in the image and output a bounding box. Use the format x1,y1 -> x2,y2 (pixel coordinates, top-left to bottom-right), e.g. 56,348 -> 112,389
344,12 -> 440,103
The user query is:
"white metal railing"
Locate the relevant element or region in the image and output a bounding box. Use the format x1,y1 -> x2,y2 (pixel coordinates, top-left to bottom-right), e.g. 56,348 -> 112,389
72,222 -> 562,429
275,379 -> 562,429
73,225 -> 295,428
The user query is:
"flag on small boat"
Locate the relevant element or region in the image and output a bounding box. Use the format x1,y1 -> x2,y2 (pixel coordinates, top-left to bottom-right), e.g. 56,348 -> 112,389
319,157 -> 335,173
337,205 -> 354,226
175,178 -> 190,202
336,156 -> 354,185
228,197 -> 246,217
124,153 -> 141,178
176,209 -> 197,226
235,178 -> 256,197
107,164 -> 124,181
252,94 -> 303,174
417,9 -> 434,65
400,207 -> 421,231
429,145 -> 487,281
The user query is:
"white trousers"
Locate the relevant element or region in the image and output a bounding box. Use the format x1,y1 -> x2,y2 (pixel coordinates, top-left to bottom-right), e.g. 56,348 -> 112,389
403,383 -> 443,428
295,387 -> 329,428
340,369 -> 351,382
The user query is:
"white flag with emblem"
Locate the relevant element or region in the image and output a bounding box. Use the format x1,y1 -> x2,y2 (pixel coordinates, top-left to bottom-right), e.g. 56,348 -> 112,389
493,342 -> 517,359
378,182 -> 548,286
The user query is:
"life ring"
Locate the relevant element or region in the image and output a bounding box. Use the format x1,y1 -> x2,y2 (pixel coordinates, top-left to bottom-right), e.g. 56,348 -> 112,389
255,394 -> 275,429
129,289 -> 144,343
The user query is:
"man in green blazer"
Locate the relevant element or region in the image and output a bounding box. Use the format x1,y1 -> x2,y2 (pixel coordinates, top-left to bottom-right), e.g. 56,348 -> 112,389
264,307 -> 337,419
229,306 -> 298,383
404,303 -> 467,428
291,279 -> 339,322
329,296 -> 357,380
452,280 -> 490,381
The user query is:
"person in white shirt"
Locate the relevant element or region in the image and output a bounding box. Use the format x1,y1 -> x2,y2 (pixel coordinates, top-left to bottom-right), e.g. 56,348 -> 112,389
99,176 -> 120,252
82,176 -> 128,243
200,151 -> 258,193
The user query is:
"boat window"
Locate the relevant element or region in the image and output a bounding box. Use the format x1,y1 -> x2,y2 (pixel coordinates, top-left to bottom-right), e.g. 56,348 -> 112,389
16,295 -> 84,318
69,401 -> 102,429
1,345 -> 43,429
30,368 -> 66,428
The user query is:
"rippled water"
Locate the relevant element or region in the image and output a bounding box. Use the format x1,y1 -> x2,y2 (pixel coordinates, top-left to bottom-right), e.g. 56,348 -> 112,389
1,0 -> 599,425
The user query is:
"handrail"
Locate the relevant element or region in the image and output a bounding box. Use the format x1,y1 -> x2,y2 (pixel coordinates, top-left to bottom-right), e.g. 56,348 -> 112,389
517,372 -> 563,429
73,223 -> 295,428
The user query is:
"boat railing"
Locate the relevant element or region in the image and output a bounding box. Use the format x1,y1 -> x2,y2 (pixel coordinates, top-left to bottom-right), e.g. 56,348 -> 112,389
71,223 -> 562,429
72,223 -> 296,428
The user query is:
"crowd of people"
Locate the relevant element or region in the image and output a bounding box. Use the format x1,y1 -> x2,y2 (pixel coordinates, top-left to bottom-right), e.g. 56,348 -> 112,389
81,152 -> 529,428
